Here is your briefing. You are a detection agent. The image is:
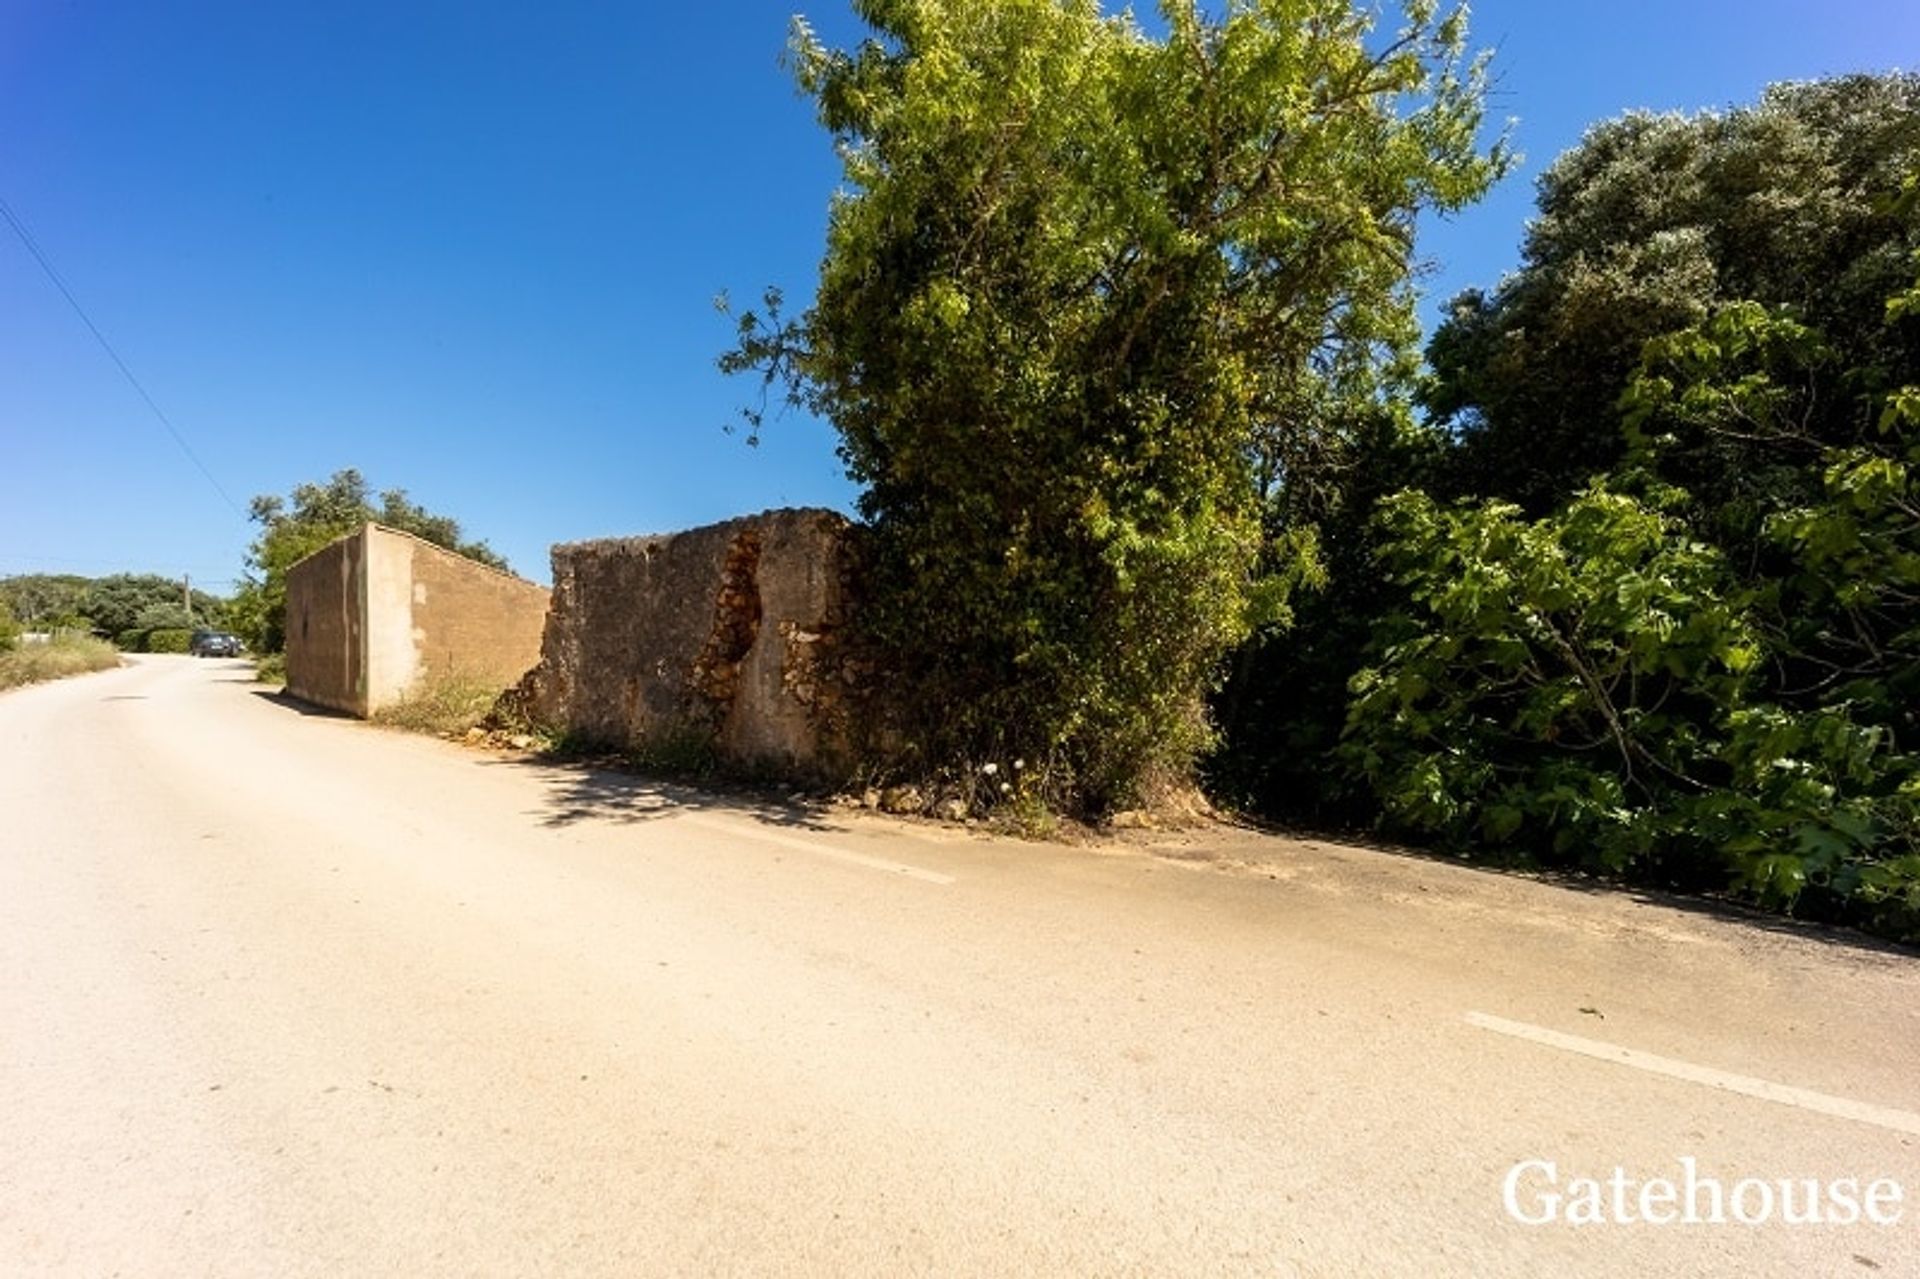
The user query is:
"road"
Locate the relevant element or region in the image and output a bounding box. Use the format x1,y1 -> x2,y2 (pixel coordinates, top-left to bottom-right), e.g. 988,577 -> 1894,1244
3,655 -> 1916,1276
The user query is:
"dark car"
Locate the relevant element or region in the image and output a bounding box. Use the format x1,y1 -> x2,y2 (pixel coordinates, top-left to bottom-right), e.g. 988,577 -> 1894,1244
189,629 -> 243,658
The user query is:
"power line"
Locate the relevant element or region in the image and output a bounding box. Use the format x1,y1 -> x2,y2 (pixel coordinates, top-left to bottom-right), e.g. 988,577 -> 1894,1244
0,194 -> 244,517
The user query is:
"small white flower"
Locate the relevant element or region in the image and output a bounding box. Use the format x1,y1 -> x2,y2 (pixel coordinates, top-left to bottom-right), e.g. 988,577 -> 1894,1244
1000,782 -> 1012,793
1013,758 -> 1025,770
982,762 -> 998,776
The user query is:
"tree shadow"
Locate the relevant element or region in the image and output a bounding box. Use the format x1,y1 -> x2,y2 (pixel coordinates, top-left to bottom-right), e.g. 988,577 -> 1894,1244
483,752 -> 846,834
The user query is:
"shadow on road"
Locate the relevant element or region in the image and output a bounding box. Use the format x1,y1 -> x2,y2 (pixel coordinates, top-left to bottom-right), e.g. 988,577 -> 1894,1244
1206,816 -> 1918,959
482,753 -> 845,836
248,688 -> 355,719
244,688 -> 838,833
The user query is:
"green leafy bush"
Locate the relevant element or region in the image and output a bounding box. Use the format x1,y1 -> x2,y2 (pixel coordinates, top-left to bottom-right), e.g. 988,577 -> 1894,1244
1345,484 -> 1918,937
146,629 -> 193,654
1348,486 -> 1750,873
1344,272 -> 1920,939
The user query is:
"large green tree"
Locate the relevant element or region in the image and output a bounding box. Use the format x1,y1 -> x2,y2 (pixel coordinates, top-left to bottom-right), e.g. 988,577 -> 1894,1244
0,573 -> 225,647
1425,73 -> 1920,513
78,574 -> 225,643
727,0 -> 1503,813
230,469 -> 509,653
0,574 -> 92,630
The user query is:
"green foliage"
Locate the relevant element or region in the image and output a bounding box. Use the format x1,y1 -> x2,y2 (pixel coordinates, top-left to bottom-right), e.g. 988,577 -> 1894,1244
135,602 -> 195,633
726,0 -> 1504,813
1346,484 -> 1918,934
0,633 -> 121,690
144,628 -> 194,654
1204,73 -> 1920,940
69,574 -> 224,640
0,574 -> 91,631
0,573 -> 224,651
1205,402 -> 1446,821
1350,486 -> 1752,867
1425,73 -> 1920,513
0,598 -> 19,649
1344,272 -> 1920,939
233,469 -> 510,653
1624,295 -> 1920,719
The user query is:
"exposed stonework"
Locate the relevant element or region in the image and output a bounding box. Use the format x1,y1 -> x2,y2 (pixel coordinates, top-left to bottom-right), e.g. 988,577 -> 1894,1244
686,528 -> 764,726
509,508 -> 864,780
285,523 -> 550,717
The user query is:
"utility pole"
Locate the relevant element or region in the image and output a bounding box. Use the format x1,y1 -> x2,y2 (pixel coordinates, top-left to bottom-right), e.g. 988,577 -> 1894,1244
183,573 -> 193,627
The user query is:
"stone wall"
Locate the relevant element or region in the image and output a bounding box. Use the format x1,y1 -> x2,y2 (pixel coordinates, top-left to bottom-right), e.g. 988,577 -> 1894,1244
511,508 -> 865,780
285,523 -> 550,717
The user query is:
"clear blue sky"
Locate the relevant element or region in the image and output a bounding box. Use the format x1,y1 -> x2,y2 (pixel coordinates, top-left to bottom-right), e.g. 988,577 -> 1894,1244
4,1 -> 1916,591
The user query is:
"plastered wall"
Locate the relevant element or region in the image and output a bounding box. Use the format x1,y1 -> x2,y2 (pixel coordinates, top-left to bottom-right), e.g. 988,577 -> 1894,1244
284,524 -> 550,717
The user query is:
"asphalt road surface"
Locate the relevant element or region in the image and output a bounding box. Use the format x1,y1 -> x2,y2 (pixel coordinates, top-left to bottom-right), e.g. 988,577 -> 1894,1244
4,655 -> 1917,1276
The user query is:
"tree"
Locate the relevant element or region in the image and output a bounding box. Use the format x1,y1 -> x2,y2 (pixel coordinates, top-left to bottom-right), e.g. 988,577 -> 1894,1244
77,574 -> 224,642
726,0 -> 1504,813
1424,73 -> 1920,513
230,469 -> 509,653
0,574 -> 92,629
1,573 -> 224,647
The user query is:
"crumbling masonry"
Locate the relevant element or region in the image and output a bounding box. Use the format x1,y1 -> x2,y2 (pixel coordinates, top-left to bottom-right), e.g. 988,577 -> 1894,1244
506,509 -> 868,780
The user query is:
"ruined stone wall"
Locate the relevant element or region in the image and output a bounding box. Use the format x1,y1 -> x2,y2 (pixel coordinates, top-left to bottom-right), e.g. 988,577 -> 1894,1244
285,531 -> 367,715
513,508 -> 865,780
284,524 -> 551,717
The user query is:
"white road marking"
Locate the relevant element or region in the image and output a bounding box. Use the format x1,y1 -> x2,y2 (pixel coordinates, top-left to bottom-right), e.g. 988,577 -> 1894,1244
682,813 -> 956,886
1466,1011 -> 1920,1137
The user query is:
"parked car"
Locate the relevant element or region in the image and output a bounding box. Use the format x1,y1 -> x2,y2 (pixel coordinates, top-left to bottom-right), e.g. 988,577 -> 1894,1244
189,629 -> 243,658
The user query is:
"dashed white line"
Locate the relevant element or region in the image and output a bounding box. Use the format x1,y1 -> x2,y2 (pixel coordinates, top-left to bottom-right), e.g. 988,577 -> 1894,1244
1466,1011 -> 1920,1137
682,813 -> 956,886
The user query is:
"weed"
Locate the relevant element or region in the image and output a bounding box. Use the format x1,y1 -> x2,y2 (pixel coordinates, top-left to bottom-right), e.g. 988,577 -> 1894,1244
370,671 -> 506,737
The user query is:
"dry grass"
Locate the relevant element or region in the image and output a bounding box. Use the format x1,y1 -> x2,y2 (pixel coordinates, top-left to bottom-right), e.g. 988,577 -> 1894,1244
369,671 -> 505,737
0,634 -> 122,691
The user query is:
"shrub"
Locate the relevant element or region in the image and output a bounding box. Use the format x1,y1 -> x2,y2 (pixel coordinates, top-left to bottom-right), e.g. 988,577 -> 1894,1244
0,633 -> 121,690
369,671 -> 507,737
146,628 -> 193,654
1345,484 -> 1919,939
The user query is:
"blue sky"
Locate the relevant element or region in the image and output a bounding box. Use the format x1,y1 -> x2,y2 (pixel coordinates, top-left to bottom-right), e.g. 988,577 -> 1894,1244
3,1 -> 1916,591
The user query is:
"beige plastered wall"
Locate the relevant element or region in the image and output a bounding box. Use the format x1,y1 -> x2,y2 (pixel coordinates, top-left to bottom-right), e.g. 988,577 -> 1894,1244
284,524 -> 550,717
